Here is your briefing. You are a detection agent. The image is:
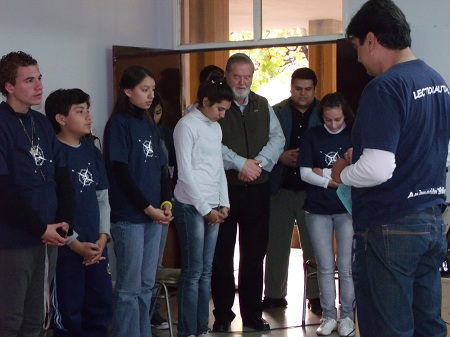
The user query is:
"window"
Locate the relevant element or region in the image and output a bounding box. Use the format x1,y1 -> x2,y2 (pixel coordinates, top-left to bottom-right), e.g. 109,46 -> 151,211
261,0 -> 342,40
178,0 -> 343,49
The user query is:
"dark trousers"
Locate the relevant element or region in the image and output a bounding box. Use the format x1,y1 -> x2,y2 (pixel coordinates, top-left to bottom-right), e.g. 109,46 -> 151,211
52,247 -> 112,337
211,182 -> 270,323
0,245 -> 57,337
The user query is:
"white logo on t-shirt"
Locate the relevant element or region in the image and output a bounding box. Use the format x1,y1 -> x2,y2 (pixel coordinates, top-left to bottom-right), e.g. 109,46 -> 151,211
29,138 -> 52,167
321,148 -> 341,167
73,162 -> 96,192
407,186 -> 446,199
139,138 -> 154,161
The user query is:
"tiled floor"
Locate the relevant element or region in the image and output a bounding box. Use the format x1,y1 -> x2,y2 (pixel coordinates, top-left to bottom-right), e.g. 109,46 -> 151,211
153,248 -> 344,337
153,249 -> 450,337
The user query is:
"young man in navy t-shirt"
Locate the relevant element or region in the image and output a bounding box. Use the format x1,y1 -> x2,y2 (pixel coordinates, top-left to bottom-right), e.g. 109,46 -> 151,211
0,51 -> 72,336
332,1 -> 450,336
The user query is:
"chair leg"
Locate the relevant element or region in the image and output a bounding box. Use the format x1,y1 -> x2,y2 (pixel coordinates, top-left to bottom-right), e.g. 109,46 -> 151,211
302,259 -> 308,327
158,281 -> 174,337
150,284 -> 162,319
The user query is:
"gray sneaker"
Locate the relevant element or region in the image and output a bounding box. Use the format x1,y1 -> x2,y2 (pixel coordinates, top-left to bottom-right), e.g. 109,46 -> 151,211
316,317 -> 337,336
338,317 -> 355,337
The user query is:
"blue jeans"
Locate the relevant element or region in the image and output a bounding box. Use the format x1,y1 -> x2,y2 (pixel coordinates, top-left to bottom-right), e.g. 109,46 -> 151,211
150,223 -> 170,319
306,212 -> 354,320
353,206 -> 447,337
174,199 -> 220,337
110,221 -> 161,337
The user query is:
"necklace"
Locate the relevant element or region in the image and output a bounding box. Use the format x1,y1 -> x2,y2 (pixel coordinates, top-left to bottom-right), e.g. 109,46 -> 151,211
18,115 -> 47,180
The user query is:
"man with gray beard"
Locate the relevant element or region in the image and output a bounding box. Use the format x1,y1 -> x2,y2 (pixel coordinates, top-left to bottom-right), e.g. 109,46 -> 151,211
211,53 -> 285,332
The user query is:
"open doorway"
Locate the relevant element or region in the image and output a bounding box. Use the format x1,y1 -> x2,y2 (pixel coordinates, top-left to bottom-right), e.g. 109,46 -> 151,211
111,40 -> 371,268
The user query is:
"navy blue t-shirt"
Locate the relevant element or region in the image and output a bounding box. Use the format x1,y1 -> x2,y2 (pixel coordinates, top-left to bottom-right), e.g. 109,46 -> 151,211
300,125 -> 352,214
0,102 -> 62,248
58,140 -> 109,243
104,112 -> 166,223
351,59 -> 450,227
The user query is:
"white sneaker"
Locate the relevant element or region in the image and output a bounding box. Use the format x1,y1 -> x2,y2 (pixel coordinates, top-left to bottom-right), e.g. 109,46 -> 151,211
316,317 -> 337,335
338,317 -> 355,337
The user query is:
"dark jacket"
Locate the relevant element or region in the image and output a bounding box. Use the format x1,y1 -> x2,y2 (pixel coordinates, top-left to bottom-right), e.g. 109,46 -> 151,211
219,91 -> 271,186
269,98 -> 321,195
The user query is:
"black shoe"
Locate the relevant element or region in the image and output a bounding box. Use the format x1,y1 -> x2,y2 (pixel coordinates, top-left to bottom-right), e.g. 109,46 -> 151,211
151,310 -> 169,330
308,298 -> 322,315
213,321 -> 230,332
242,317 -> 270,331
261,296 -> 288,310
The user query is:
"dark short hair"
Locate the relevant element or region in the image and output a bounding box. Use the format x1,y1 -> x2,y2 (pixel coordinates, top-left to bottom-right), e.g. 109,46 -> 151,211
0,51 -> 38,97
291,67 -> 317,87
346,0 -> 411,50
199,65 -> 224,83
318,92 -> 355,125
225,53 -> 254,73
45,88 -> 90,133
197,71 -> 234,106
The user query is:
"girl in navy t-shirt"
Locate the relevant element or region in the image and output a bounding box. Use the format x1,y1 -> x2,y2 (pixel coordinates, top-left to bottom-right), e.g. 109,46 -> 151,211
299,92 -> 355,337
104,66 -> 173,337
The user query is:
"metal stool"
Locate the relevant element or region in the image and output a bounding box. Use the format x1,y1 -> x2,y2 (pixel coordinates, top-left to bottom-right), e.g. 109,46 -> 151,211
302,259 -> 339,327
151,268 -> 181,337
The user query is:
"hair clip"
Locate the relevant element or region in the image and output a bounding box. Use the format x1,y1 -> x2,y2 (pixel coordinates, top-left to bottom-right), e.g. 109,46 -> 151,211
211,79 -> 223,85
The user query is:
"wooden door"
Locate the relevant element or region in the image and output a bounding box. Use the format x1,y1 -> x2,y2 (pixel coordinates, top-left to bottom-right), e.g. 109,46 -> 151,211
113,46 -> 183,268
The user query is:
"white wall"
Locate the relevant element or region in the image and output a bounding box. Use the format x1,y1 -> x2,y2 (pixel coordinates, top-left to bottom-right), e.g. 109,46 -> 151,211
0,0 -> 166,138
1,0 -> 448,138
344,0 -> 450,84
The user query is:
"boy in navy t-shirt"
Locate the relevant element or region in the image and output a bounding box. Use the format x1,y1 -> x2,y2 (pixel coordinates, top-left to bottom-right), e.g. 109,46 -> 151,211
45,88 -> 112,337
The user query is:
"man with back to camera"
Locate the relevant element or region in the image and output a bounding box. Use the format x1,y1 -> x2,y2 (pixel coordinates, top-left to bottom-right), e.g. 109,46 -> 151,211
0,51 -> 74,336
211,53 -> 285,332
263,67 -> 322,314
331,1 -> 450,336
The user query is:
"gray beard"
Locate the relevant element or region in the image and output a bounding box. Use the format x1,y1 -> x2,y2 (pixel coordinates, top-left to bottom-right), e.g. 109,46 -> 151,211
233,88 -> 250,101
